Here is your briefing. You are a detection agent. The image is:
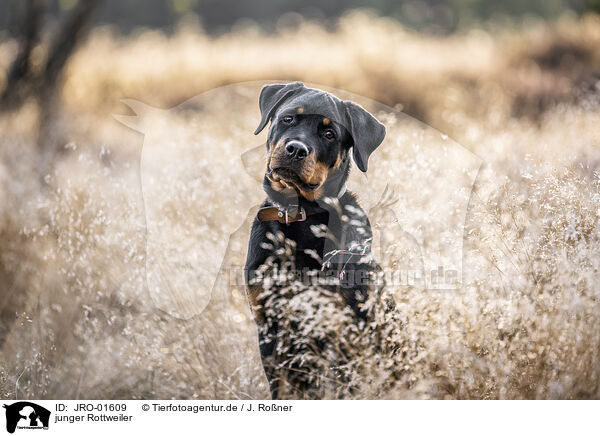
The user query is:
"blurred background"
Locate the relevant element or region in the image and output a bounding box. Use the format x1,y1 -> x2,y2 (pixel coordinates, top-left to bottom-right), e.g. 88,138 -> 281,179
2,0 -> 600,34
2,0 -> 600,144
0,1 -> 599,399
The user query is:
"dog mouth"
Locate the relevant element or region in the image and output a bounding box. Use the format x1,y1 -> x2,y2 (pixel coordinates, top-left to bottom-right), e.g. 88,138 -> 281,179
267,166 -> 321,191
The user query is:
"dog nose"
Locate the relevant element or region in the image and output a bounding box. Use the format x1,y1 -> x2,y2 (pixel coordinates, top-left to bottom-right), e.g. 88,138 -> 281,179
285,140 -> 310,160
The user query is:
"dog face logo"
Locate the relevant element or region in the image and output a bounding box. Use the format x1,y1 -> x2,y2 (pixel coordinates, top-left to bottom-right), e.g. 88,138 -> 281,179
2,402 -> 50,433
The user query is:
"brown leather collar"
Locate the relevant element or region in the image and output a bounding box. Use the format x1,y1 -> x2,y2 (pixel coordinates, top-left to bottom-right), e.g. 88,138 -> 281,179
258,204 -> 309,224
258,185 -> 347,224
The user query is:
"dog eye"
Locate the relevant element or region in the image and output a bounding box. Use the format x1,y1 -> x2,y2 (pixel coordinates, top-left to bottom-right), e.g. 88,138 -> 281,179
282,115 -> 294,124
323,129 -> 336,140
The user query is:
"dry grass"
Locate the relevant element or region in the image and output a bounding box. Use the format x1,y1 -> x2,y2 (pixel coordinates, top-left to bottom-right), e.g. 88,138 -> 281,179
0,11 -> 599,399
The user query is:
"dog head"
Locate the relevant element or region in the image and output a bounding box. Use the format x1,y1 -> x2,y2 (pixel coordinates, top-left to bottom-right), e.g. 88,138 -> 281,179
254,82 -> 386,202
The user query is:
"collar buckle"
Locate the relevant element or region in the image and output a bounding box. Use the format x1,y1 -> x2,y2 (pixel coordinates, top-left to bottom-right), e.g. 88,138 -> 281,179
279,205 -> 306,224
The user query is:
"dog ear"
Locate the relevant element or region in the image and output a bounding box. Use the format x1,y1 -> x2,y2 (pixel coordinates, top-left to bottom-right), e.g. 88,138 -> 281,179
254,82 -> 305,135
344,101 -> 386,172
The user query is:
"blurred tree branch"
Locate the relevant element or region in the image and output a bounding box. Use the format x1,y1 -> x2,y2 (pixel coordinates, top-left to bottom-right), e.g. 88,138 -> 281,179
42,0 -> 102,96
0,0 -> 102,177
0,0 -> 45,108
0,0 -> 102,111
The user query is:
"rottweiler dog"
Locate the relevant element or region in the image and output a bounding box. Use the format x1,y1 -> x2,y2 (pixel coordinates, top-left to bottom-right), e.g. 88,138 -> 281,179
245,82 -> 386,398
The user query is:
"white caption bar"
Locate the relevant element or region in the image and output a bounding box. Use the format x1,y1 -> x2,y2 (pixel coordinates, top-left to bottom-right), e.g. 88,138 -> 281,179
0,400 -> 595,436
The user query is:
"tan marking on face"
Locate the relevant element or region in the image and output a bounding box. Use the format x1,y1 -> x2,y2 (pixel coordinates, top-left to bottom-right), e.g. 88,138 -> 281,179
306,161 -> 328,185
267,139 -> 287,173
266,140 -> 297,194
297,185 -> 324,202
296,161 -> 328,201
266,140 -> 329,200
266,147 -> 288,192
296,107 -> 304,114
332,152 -> 342,170
322,118 -> 330,125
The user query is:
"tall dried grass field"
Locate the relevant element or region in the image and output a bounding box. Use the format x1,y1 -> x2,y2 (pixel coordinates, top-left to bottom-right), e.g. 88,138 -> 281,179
1,11 -> 599,399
